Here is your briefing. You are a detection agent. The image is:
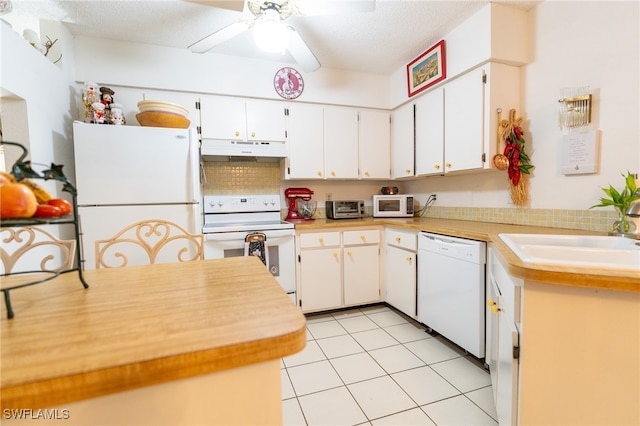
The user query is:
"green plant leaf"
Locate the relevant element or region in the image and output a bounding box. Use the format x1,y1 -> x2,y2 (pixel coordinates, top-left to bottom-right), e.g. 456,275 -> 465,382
591,172 -> 640,211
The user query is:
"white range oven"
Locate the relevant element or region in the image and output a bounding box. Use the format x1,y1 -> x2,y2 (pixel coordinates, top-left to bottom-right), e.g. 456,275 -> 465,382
202,194 -> 296,302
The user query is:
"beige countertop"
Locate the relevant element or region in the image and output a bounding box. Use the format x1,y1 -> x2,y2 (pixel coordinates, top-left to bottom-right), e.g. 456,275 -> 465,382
0,257 -> 307,410
293,217 -> 640,293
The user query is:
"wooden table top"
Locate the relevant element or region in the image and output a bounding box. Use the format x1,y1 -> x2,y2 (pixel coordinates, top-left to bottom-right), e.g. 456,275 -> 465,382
1,257 -> 307,410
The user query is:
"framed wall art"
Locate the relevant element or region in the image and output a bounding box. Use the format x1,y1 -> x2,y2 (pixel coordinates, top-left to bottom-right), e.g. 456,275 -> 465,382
406,40 -> 446,97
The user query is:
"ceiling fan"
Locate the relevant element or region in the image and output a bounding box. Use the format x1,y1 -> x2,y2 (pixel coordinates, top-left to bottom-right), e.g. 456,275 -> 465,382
187,0 -> 376,72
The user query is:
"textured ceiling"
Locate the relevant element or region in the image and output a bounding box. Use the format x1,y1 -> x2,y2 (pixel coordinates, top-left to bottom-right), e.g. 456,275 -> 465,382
3,0 -> 539,74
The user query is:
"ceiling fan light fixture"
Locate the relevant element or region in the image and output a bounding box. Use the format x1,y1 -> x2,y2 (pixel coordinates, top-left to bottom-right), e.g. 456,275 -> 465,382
253,7 -> 289,53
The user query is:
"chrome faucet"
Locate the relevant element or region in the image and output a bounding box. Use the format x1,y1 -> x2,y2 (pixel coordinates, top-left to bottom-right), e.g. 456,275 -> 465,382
626,191 -> 640,218
624,190 -> 640,239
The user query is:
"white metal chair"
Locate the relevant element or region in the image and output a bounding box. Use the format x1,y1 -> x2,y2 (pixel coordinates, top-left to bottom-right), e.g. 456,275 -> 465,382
95,219 -> 203,269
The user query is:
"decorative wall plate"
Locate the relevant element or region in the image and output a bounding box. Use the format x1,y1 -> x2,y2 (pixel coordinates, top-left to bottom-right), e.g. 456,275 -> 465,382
274,67 -> 304,99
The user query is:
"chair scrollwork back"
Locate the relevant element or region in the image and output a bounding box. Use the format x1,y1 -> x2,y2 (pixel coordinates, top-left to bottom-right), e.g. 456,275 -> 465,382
1,227 -> 76,274
95,219 -> 204,269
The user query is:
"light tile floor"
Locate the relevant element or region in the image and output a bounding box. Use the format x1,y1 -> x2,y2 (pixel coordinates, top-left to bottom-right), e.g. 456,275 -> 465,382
281,304 -> 497,426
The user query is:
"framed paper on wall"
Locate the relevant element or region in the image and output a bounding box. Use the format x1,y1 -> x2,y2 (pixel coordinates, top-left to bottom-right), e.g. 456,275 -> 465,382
406,40 -> 446,97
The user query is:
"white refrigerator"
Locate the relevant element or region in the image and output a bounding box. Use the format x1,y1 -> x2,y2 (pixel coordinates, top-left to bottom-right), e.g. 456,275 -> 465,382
72,121 -> 201,270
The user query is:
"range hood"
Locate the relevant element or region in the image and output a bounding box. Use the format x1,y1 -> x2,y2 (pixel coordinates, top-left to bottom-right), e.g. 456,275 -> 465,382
200,139 -> 287,162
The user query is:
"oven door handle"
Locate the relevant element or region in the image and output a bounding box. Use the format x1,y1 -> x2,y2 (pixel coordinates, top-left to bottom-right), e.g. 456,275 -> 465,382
205,229 -> 294,241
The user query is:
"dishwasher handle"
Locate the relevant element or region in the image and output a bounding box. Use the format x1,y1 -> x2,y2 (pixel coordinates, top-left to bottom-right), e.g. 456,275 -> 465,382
423,234 -> 476,247
419,232 -> 486,263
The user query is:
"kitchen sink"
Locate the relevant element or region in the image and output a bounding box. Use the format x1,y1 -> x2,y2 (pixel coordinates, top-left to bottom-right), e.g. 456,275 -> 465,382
498,234 -> 640,271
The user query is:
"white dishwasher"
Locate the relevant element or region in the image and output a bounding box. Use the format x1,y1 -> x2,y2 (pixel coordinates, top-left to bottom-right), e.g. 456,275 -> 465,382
418,232 -> 486,358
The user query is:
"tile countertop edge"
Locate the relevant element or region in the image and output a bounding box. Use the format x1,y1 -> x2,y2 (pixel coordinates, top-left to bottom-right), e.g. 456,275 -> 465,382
292,217 -> 640,293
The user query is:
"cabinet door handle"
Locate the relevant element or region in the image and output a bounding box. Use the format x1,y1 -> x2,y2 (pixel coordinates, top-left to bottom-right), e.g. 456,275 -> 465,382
406,256 -> 412,263
445,162 -> 452,168
333,252 -> 339,258
319,237 -> 324,244
347,251 -> 352,257
331,171 -> 336,176
317,171 -> 322,177
395,237 -> 401,243
405,168 -> 411,174
360,235 -> 366,241
235,131 -> 240,137
251,131 -> 256,138
487,300 -> 499,313
364,171 -> 370,177
434,164 -> 440,170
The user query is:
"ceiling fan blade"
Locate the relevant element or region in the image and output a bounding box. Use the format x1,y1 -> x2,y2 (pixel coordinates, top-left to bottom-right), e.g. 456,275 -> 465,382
286,26 -> 320,72
189,19 -> 252,53
295,0 -> 375,16
182,0 -> 246,12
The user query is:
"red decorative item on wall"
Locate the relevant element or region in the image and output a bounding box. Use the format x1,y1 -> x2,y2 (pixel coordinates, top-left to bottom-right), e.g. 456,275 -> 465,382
501,109 -> 534,206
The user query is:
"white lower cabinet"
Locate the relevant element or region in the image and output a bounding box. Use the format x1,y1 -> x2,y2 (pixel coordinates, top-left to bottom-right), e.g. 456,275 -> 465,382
298,246 -> 342,312
383,228 -> 418,318
297,228 -> 381,313
297,231 -> 342,312
487,245 -> 521,426
343,230 -> 381,305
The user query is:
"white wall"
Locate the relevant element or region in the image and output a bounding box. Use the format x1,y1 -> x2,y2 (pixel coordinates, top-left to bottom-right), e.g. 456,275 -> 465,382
522,0 -> 639,209
389,3 -> 529,109
0,20 -> 76,194
406,0 -> 640,211
71,37 -> 389,109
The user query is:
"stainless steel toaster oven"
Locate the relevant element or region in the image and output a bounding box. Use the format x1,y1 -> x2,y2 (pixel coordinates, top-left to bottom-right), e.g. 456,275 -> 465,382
326,200 -> 365,219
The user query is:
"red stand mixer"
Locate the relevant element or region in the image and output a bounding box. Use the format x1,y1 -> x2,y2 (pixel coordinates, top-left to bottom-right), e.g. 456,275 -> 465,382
285,187 -> 316,221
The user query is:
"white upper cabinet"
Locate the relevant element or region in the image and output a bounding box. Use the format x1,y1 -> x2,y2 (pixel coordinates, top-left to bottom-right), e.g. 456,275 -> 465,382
359,110 -> 391,179
444,63 -> 520,174
391,102 -> 414,178
410,62 -> 520,177
443,67 -> 485,173
285,104 -> 325,179
245,100 -> 286,142
199,96 -> 286,142
199,96 -> 246,141
324,107 -> 359,179
415,87 -> 444,176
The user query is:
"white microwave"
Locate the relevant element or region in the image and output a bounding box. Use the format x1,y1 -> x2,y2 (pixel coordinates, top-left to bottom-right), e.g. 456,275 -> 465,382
372,194 -> 414,218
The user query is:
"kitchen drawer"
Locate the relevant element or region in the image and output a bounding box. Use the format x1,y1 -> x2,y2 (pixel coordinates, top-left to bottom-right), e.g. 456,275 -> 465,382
298,232 -> 341,249
343,229 -> 380,246
385,228 -> 417,251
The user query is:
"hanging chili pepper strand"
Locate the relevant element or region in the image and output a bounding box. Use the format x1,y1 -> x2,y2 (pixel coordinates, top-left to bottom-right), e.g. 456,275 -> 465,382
502,109 -> 534,205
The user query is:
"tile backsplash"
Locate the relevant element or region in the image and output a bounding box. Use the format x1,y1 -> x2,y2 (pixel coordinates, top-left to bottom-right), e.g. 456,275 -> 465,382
202,161 -> 281,195
420,206 -> 620,233
201,161 -> 621,233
